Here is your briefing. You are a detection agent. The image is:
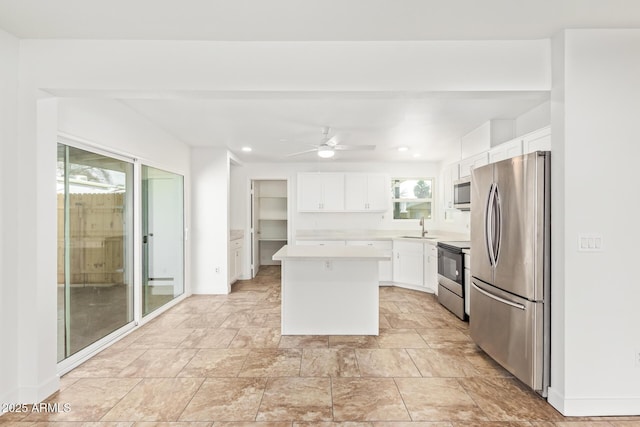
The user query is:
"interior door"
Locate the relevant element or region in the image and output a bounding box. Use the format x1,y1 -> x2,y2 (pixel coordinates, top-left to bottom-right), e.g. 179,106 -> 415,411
470,162 -> 494,285
492,153 -> 544,301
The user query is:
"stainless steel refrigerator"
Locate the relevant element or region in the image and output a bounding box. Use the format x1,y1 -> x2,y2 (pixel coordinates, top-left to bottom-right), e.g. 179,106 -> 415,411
470,151 -> 550,397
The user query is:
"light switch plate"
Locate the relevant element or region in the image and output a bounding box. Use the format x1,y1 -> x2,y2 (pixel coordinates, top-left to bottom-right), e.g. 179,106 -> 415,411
578,234 -> 603,252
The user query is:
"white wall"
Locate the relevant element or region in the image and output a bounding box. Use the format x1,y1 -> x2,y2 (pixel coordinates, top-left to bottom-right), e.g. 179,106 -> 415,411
191,148 -> 231,294
58,98 -> 190,173
10,95 -> 192,403
547,29 -> 640,416
516,100 -> 551,135
19,39 -> 550,92
0,27 -> 20,406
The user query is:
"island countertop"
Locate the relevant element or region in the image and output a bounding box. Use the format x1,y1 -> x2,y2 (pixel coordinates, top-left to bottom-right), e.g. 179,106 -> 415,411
273,244 -> 391,261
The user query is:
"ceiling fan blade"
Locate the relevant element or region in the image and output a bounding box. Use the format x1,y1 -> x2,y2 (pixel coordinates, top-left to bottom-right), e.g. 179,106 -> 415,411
333,145 -> 376,151
325,135 -> 340,147
286,148 -> 318,157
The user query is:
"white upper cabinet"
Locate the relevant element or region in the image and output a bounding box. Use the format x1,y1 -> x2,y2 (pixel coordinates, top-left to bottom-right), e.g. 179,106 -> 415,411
345,173 -> 389,211
488,138 -> 523,163
522,126 -> 551,153
458,152 -> 489,178
442,163 -> 459,210
297,173 -> 345,212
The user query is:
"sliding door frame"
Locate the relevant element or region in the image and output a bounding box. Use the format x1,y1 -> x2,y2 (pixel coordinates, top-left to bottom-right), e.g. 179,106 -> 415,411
56,133 -> 189,375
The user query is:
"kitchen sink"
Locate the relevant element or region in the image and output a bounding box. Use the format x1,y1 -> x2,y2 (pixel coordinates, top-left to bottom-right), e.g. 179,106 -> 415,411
401,235 -> 436,240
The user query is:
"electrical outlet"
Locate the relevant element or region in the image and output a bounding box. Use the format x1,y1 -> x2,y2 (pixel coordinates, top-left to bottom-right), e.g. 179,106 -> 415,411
215,267 -> 220,273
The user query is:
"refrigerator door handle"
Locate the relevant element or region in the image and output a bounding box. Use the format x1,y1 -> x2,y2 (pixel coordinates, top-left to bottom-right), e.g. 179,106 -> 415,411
472,282 -> 526,310
485,183 -> 496,267
493,183 -> 502,266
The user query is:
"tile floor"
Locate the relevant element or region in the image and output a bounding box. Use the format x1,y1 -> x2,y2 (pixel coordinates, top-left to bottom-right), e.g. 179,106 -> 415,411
2,265 -> 640,426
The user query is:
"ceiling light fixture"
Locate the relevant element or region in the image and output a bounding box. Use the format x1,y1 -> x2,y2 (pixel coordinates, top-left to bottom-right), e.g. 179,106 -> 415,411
398,146 -> 409,152
241,147 -> 252,152
413,153 -> 421,158
317,146 -> 335,158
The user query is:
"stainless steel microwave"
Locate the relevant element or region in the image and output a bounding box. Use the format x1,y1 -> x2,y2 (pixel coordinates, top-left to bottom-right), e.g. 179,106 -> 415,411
453,178 -> 471,210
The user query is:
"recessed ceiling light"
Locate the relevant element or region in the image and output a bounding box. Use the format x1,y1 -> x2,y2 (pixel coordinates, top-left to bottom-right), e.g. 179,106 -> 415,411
413,153 -> 421,158
241,147 -> 252,152
398,146 -> 409,152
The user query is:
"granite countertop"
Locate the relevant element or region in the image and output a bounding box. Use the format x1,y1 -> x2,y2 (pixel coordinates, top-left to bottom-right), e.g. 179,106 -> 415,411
230,229 -> 244,241
294,229 -> 470,244
273,244 -> 391,261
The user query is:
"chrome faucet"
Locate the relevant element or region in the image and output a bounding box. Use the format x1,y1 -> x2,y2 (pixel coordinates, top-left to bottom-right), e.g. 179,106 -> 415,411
420,216 -> 428,237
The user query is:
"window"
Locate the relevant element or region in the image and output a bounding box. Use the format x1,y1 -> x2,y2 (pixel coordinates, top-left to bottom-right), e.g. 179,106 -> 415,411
391,177 -> 434,220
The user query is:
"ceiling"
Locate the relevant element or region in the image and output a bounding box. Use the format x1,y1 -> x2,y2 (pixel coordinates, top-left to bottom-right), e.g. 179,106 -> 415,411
2,0 -> 639,41
2,0 -> 638,163
121,92 -> 549,163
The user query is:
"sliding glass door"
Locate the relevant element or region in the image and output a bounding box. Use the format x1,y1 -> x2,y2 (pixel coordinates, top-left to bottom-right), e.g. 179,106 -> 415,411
57,144 -> 134,361
57,143 -> 185,363
142,165 -> 185,316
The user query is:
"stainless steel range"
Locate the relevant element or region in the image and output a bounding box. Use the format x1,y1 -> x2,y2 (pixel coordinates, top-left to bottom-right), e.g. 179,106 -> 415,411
437,240 -> 471,321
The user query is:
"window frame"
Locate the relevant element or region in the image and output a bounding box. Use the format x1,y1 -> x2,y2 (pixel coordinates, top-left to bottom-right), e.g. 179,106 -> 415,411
391,176 -> 435,221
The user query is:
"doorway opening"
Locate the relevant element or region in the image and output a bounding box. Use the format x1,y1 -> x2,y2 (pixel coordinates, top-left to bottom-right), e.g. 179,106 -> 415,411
250,180 -> 288,278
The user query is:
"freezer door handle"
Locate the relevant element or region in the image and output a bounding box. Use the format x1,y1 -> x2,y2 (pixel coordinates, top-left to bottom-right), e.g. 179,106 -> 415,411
472,282 -> 525,310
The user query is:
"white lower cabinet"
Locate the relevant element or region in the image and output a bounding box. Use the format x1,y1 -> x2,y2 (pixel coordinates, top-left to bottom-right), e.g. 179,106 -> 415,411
229,238 -> 243,284
393,240 -> 424,289
424,242 -> 438,292
346,240 -> 393,284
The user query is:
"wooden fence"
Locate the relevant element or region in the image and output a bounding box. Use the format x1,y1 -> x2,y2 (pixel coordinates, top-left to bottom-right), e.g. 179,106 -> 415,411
57,193 -> 126,285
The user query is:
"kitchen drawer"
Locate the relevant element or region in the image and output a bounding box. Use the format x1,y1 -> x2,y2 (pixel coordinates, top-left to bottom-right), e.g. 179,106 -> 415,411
230,239 -> 243,249
393,240 -> 424,253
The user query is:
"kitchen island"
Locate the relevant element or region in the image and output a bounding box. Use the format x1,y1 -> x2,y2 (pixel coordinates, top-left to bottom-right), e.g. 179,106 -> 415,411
272,244 -> 390,335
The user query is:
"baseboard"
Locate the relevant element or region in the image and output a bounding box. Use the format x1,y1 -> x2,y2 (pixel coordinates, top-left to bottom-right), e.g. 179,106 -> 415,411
547,387 -> 640,416
18,374 -> 60,404
546,386 -> 565,414
391,282 -> 436,294
0,386 -> 20,416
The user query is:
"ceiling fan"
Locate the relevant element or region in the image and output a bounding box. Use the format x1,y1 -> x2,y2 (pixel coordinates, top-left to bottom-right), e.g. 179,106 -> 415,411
286,126 -> 376,158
